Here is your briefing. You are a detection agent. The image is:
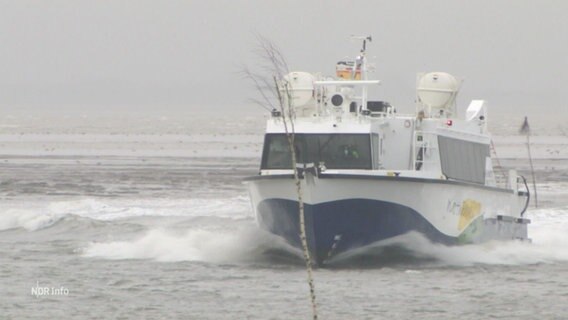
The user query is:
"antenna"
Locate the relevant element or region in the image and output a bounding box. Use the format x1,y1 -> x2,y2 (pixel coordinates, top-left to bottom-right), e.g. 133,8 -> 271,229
348,35 -> 373,112
350,35 -> 372,54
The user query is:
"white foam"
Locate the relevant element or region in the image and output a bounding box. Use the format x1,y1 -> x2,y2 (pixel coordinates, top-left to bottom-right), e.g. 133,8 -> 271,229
0,208 -> 67,231
82,227 -> 295,263
83,229 -> 236,262
406,207 -> 568,266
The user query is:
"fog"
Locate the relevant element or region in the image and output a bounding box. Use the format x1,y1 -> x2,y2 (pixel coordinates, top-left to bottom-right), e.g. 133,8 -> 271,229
0,0 -> 566,116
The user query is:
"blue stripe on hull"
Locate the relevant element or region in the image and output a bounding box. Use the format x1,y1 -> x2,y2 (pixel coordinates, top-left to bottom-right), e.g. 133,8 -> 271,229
257,198 -> 457,265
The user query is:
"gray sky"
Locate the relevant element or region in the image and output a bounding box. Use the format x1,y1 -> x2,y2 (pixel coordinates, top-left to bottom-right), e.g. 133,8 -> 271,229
0,0 -> 566,115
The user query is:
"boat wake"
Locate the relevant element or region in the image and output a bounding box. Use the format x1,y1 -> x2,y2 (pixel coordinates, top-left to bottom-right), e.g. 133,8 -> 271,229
2,196 -> 566,268
82,226 -> 304,265
327,207 -> 568,268
79,207 -> 568,268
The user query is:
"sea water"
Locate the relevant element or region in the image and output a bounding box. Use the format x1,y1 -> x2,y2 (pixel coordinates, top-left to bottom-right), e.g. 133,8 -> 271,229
0,110 -> 567,319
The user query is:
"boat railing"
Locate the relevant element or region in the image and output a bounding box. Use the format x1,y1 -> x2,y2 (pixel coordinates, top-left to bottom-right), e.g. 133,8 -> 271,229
412,130 -> 439,171
494,172 -> 509,188
492,171 -> 527,192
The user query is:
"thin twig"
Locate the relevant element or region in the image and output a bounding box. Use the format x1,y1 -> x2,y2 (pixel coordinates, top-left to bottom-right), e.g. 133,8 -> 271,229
245,35 -> 318,320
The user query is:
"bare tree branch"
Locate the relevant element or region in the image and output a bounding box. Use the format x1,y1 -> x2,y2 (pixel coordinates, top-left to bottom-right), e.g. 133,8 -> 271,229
243,34 -> 318,320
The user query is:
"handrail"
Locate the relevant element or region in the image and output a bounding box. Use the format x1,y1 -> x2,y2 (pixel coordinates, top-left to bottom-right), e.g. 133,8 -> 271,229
412,130 -> 439,171
519,175 -> 530,217
314,80 -> 381,86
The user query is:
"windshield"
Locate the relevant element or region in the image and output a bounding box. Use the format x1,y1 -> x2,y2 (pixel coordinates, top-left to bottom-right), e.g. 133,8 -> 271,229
261,134 -> 372,170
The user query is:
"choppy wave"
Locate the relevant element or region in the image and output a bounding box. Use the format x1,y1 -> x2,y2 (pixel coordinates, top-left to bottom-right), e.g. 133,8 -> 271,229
0,208 -> 68,231
49,196 -> 252,221
0,196 -> 251,231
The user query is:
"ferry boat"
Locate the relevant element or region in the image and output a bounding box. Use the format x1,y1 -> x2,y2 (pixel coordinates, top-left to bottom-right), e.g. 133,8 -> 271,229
245,36 -> 530,266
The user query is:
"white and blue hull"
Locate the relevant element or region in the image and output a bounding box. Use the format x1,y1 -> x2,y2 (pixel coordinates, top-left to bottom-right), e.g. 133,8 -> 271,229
246,174 -> 530,265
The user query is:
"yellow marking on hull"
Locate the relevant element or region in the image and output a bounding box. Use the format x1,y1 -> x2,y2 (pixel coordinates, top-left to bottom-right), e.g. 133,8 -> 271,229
458,199 -> 482,231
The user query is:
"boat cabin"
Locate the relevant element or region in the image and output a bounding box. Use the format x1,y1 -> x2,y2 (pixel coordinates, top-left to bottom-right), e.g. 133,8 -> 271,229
259,39 -> 498,188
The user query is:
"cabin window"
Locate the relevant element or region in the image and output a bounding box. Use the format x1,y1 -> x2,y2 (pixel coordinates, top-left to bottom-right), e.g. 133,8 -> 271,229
261,134 -> 372,170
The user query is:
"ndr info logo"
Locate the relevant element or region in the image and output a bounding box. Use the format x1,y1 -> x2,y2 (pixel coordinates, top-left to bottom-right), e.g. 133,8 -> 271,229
31,281 -> 69,298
